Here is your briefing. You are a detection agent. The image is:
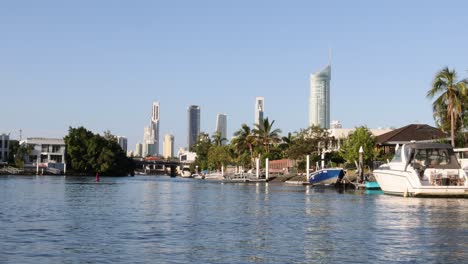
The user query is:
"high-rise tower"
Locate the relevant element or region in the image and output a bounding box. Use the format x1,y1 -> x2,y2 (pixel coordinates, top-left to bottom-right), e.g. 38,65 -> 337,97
143,101 -> 160,156
309,65 -> 331,129
216,113 -> 227,145
163,134 -> 174,159
255,97 -> 264,126
187,105 -> 200,149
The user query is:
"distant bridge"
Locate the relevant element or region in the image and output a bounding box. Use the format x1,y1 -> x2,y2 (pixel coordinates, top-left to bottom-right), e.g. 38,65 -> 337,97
133,158 -> 191,176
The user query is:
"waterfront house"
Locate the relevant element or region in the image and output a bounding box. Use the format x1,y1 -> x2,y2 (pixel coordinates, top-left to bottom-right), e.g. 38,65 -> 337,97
20,138 -> 66,173
376,124 -> 447,154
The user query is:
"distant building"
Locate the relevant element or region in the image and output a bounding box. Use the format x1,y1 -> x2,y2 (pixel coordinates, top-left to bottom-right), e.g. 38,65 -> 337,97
116,136 -> 127,152
187,105 -> 200,149
135,143 -> 142,157
163,134 -> 174,159
143,101 -> 160,156
255,97 -> 264,126
177,147 -> 197,163
328,125 -> 393,151
309,65 -> 331,129
376,124 -> 447,154
21,138 -> 66,173
0,133 -> 9,164
331,120 -> 342,129
216,113 -> 227,144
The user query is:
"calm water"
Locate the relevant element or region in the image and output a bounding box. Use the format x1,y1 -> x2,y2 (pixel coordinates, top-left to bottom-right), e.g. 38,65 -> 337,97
0,176 -> 467,264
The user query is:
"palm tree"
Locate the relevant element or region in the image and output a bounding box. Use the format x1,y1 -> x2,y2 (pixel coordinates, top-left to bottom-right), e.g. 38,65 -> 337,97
232,124 -> 255,167
253,117 -> 282,154
427,67 -> 468,146
211,131 -> 227,146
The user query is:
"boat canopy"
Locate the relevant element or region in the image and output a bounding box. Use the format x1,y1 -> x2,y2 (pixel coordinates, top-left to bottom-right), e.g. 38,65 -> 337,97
406,143 -> 460,170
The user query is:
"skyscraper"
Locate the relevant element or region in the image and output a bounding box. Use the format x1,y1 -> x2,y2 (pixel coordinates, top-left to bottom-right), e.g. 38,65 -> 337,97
143,101 -> 160,156
216,113 -> 227,145
163,134 -> 174,159
116,136 -> 127,152
309,65 -> 331,129
255,97 -> 264,126
135,143 -> 142,157
187,105 -> 200,149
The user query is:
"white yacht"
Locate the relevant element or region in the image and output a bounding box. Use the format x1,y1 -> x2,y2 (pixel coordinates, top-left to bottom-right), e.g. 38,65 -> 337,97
373,143 -> 468,197
180,166 -> 192,178
454,147 -> 468,172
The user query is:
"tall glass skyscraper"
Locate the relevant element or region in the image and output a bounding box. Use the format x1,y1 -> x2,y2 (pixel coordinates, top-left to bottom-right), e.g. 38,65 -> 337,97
255,97 -> 264,126
309,65 -> 331,129
216,113 -> 227,144
143,101 -> 160,156
187,105 -> 200,149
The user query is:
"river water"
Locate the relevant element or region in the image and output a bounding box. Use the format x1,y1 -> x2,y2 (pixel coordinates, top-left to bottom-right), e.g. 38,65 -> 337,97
0,175 -> 466,263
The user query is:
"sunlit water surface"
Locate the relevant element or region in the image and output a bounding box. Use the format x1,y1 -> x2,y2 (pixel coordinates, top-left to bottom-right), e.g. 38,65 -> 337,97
0,176 -> 466,263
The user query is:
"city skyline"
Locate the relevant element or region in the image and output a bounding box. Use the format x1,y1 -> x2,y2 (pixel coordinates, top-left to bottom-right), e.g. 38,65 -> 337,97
1,1 -> 466,152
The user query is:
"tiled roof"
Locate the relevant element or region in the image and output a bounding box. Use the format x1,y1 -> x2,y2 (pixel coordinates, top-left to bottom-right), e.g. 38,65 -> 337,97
376,124 -> 446,145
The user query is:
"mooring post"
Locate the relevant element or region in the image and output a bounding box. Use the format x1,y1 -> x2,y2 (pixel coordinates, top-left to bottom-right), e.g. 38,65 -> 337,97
265,158 -> 269,181
306,155 -> 310,182
359,146 -> 364,183
256,158 -> 260,179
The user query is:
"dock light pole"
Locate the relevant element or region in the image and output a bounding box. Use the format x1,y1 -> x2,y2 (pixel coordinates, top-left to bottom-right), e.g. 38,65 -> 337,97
306,155 -> 310,182
256,158 -> 260,179
321,149 -> 325,169
359,146 -> 364,183
265,158 -> 269,181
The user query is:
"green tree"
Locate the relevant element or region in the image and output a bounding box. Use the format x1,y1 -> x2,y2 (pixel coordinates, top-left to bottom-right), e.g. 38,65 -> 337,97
253,117 -> 282,155
64,127 -> 134,175
193,132 -> 212,170
341,126 -> 376,165
231,124 -> 255,168
207,145 -> 231,170
211,131 -> 227,146
427,67 -> 468,147
285,125 -> 330,160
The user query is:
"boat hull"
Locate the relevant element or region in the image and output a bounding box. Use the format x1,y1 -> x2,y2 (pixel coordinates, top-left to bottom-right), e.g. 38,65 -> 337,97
374,169 -> 468,197
309,168 -> 344,185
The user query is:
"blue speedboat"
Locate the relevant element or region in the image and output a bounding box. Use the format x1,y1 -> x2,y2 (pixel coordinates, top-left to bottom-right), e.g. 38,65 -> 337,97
364,181 -> 381,190
309,168 -> 345,185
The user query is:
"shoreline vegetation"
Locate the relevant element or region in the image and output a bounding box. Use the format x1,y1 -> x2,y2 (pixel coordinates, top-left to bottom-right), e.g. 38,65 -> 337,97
2,67 -> 467,177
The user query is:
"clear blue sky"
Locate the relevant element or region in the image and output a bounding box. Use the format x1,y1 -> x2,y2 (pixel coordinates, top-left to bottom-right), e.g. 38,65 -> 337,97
1,0 -> 467,152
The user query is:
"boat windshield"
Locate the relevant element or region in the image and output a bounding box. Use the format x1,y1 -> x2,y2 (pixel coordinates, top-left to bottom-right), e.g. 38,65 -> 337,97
411,147 -> 460,169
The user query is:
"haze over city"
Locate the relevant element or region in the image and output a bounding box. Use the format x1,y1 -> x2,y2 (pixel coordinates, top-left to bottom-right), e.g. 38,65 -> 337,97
1,0 -> 467,151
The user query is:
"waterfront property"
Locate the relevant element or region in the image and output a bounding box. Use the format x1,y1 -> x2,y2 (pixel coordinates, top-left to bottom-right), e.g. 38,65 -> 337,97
20,137 -> 66,173
375,124 -> 446,154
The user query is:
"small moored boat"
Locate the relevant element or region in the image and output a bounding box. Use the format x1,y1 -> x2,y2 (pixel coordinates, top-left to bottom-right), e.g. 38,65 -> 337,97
309,168 -> 345,185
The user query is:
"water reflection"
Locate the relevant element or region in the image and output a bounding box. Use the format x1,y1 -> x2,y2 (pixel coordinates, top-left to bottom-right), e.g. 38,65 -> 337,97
0,176 -> 466,263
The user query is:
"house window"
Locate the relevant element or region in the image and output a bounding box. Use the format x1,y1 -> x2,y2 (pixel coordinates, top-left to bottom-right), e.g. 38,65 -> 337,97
42,145 -> 49,152
52,145 -> 61,153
